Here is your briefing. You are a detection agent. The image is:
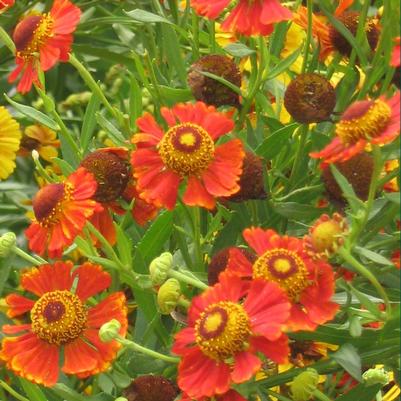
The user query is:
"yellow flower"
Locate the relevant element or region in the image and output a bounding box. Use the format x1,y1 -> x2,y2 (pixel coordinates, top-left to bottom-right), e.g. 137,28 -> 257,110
19,124 -> 60,162
281,23 -> 306,74
0,106 -> 21,180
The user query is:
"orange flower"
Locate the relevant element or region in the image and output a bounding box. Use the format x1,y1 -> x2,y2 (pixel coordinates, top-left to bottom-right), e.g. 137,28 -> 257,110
0,261 -> 127,386
173,274 -> 290,399
25,167 -> 102,258
130,102 -> 244,210
9,0 -> 81,93
310,92 -> 400,166
190,0 -> 291,36
0,0 -> 14,12
224,228 -> 339,331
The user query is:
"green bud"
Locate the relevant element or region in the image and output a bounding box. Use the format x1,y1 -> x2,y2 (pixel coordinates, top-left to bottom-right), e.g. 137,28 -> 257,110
157,278 -> 181,315
114,398 -> 128,401
99,319 -> 121,343
0,232 -> 16,258
149,252 -> 173,285
362,368 -> 389,386
290,368 -> 319,401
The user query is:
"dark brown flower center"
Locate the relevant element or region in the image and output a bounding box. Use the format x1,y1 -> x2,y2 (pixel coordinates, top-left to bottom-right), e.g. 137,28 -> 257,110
32,183 -> 66,222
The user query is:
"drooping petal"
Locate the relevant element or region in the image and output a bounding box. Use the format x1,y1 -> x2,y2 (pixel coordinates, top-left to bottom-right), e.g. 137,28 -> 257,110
231,351 -> 261,383
5,294 -> 35,317
183,176 -> 216,209
250,334 -> 289,364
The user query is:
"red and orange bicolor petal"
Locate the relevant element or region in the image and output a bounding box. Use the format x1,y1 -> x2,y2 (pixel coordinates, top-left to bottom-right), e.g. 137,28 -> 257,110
0,332 -> 60,386
5,294 -> 35,318
225,227 -> 338,331
190,0 -> 230,19
310,92 -> 400,166
173,275 -> 289,398
9,0 -> 81,93
131,102 -> 244,210
25,167 -> 102,258
0,0 -> 14,12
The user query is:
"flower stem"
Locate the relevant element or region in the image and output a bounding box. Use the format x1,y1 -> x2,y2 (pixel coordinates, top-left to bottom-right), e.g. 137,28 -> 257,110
13,247 -> 46,266
313,389 -> 333,401
118,337 -> 179,363
0,380 -> 29,401
169,270 -> 208,290
192,207 -> 203,271
301,0 -> 313,73
287,124 -> 309,190
337,247 -> 390,311
0,26 -> 15,54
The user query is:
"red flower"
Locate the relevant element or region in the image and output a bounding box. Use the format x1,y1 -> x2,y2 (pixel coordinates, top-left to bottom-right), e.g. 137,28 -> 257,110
224,228 -> 338,331
173,274 -> 290,399
310,92 -> 400,166
391,37 -> 400,67
191,0 -> 292,36
181,389 -> 247,401
131,102 -> 244,210
25,167 -> 102,258
0,0 -> 14,12
0,261 -> 127,386
9,0 -> 81,93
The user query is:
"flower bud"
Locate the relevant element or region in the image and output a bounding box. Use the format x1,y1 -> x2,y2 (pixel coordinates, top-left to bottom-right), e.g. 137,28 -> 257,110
157,278 -> 181,315
99,319 -> 121,342
115,398 -> 128,401
362,367 -> 389,386
188,54 -> 241,107
290,368 -> 319,401
149,252 -> 173,285
0,232 -> 16,258
284,73 -> 336,123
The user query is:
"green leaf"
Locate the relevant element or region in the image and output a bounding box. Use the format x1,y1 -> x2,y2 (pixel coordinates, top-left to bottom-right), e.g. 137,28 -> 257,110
335,383 -> 382,401
384,192 -> 400,205
355,246 -> 394,266
19,378 -> 48,401
125,9 -> 173,25
51,384 -> 86,401
81,93 -> 101,153
256,123 -> 298,159
224,42 -> 255,57
116,224 -> 133,267
348,283 -> 382,318
273,202 -> 322,220
157,86 -> 192,104
332,343 -> 362,382
96,112 -> 126,145
4,95 -> 59,130
134,211 -> 173,273
266,48 -> 302,80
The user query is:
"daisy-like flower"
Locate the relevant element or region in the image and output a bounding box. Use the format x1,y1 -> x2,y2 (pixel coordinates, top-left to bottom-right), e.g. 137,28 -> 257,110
224,228 -> 338,331
173,274 -> 290,399
0,106 -> 21,180
191,0 -> 292,36
310,92 -> 400,165
9,0 -> 81,94
0,261 -> 127,386
130,102 -> 244,210
19,124 -> 60,162
25,167 -> 102,258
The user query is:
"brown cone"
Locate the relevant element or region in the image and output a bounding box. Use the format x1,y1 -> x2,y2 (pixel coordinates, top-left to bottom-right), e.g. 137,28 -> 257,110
122,375 -> 178,401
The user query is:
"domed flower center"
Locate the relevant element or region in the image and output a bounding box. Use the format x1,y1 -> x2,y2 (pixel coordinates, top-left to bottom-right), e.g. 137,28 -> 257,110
20,135 -> 41,151
311,221 -> 342,253
253,248 -> 309,301
31,290 -> 87,345
336,99 -> 391,144
32,183 -> 72,226
195,301 -> 250,360
158,123 -> 214,177
80,151 -> 129,203
13,13 -> 54,60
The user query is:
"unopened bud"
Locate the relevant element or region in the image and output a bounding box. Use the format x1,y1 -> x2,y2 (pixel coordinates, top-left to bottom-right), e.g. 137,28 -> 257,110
362,368 -> 389,386
290,368 -> 319,401
157,278 -> 181,315
0,232 -> 16,258
149,252 -> 173,285
99,319 -> 121,342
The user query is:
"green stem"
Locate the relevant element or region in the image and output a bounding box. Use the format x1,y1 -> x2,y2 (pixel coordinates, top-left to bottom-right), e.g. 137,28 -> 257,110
0,26 -> 15,53
287,124 -> 309,190
178,297 -> 190,309
118,337 -> 179,363
169,270 -> 208,290
301,0 -> 313,73
337,247 -> 390,310
266,390 -> 293,401
69,54 -> 122,124
32,150 -> 57,183
13,247 -> 47,266
192,207 -> 203,270
191,12 -> 200,59
209,20 -> 216,53
313,389 -> 333,401
0,380 -> 30,401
